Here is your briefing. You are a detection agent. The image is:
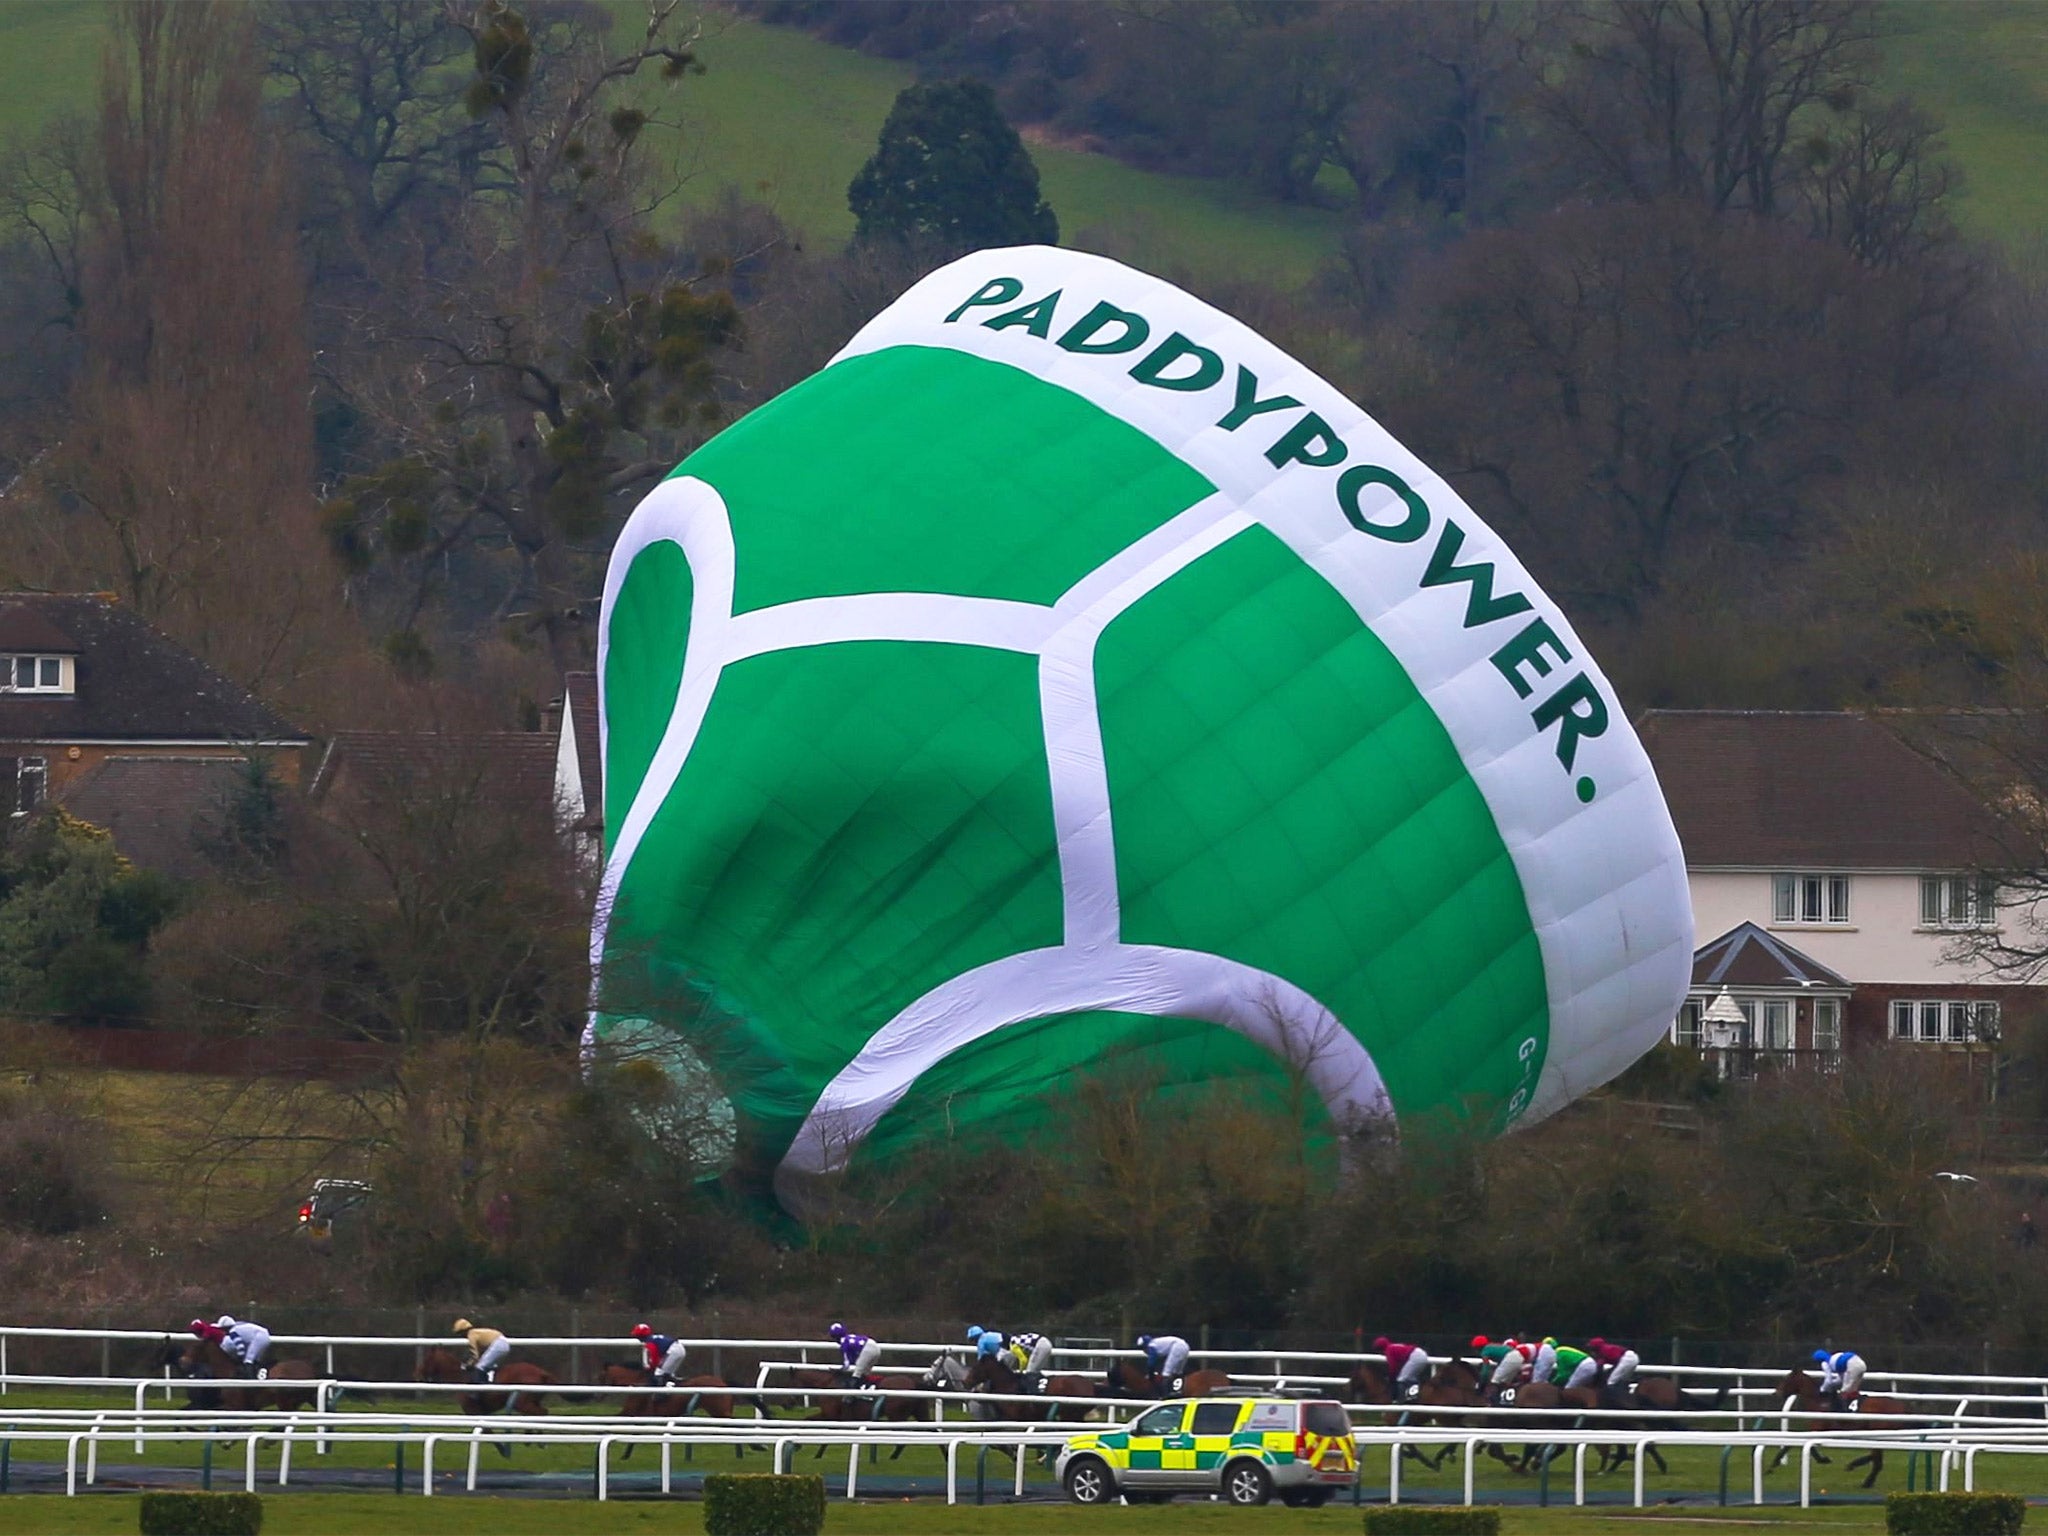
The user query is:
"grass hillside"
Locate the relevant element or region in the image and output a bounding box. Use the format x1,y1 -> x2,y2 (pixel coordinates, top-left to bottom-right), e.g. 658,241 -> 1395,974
0,3 -> 2037,279
1879,0 -> 2048,253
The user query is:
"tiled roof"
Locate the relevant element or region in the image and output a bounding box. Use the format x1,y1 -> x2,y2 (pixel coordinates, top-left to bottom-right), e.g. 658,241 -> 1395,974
58,756 -> 249,880
564,671 -> 601,828
310,730 -> 561,836
1691,922 -> 1851,991
1636,710 -> 2012,869
0,593 -> 305,744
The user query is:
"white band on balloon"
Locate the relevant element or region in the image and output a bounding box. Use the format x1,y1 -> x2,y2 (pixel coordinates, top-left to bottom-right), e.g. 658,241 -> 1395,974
774,944 -> 1394,1202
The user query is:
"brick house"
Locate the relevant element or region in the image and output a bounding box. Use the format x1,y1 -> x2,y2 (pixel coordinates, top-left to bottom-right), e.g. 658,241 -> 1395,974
0,593 -> 309,875
1637,710 -> 2043,1068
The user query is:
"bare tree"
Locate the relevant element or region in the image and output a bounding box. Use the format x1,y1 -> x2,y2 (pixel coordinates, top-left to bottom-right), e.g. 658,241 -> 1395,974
319,1 -> 745,674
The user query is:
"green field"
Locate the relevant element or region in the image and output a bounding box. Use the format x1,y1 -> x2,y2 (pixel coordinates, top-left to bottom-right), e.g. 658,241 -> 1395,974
1880,0 -> 2048,253
2,2 -> 2042,287
0,1493 -> 1925,1535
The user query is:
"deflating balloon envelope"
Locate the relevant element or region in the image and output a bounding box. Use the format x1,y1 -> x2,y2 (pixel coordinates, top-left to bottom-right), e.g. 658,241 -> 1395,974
588,246 -> 1694,1209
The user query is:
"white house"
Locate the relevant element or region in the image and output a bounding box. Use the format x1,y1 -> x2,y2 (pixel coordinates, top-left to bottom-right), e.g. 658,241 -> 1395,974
1635,711 -> 2040,1065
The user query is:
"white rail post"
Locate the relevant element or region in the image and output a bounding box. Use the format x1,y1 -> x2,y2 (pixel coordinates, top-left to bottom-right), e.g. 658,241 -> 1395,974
1799,1441 -> 1811,1507
946,1438 -> 960,1505
85,1419 -> 102,1486
1463,1436 -> 1477,1505
846,1439 -> 859,1499
468,1428 -> 482,1492
1752,1443 -> 1764,1504
315,1382 -> 329,1456
3,1331 -> 8,1393
1388,1438 -> 1401,1504
661,1437 -> 672,1496
1965,1445 -> 1980,1491
1573,1441 -> 1587,1505
773,1438 -> 788,1475
1015,1438 -> 1027,1497
278,1425 -> 293,1487
66,1432 -> 82,1496
1634,1439 -> 1649,1506
597,1435 -> 611,1501
134,1382 -> 147,1452
422,1435 -> 435,1497
245,1433 -> 261,1493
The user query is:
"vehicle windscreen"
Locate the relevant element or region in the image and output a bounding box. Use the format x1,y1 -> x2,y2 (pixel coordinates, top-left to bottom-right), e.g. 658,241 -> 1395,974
1304,1402 -> 1352,1438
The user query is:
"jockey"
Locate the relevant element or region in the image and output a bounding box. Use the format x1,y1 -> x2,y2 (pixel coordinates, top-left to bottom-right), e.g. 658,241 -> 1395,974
1528,1337 -> 1559,1384
1005,1330 -> 1053,1389
453,1318 -> 510,1384
1373,1336 -> 1432,1398
1471,1335 -> 1511,1370
1553,1341 -> 1597,1390
1813,1348 -> 1867,1409
829,1322 -> 881,1386
1137,1332 -> 1191,1389
966,1325 -> 1009,1360
215,1315 -> 273,1379
1487,1337 -> 1530,1400
631,1323 -> 688,1386
1588,1338 -> 1640,1398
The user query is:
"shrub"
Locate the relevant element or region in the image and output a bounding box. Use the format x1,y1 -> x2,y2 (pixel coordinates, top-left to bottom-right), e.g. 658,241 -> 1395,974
0,1092 -> 108,1234
704,1472 -> 826,1536
138,1491 -> 264,1535
1886,1492 -> 2026,1535
1363,1511 -> 1502,1536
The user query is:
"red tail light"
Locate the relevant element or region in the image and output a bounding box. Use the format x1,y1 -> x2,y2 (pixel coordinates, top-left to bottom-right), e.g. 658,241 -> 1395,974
1295,1432 -> 1309,1460
297,1203 -> 314,1223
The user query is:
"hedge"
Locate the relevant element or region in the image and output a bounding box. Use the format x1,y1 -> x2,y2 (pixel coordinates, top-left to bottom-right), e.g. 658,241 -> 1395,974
1886,1492 -> 2026,1535
138,1492 -> 264,1536
704,1473 -> 827,1536
1363,1509 -> 1503,1536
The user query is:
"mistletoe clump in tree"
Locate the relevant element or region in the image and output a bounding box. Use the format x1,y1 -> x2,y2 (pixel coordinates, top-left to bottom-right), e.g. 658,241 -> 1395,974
316,1 -> 743,675
849,79 -> 1058,253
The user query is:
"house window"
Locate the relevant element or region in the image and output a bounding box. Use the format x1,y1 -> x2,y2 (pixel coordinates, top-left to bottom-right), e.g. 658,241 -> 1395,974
1673,1001 -> 1702,1048
1812,999 -> 1842,1055
0,655 -> 69,694
1921,875 -> 1997,929
1891,999 -> 1999,1043
1773,873 -> 1850,925
1759,999 -> 1793,1052
2,755 -> 46,816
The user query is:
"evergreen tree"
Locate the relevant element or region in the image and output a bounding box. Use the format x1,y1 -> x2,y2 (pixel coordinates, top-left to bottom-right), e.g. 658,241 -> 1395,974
849,80 -> 1058,251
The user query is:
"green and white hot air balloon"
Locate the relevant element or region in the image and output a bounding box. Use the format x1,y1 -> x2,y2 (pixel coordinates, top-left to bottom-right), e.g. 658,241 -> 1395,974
590,247 -> 1693,1210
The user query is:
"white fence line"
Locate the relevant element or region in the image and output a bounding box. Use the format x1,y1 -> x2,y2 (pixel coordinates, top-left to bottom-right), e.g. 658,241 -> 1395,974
4,1412 -> 2045,1507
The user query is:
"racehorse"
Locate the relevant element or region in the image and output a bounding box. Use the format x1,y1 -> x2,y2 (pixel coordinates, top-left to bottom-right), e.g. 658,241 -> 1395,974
778,1363 -> 932,1458
1766,1368 -> 1919,1488
594,1362 -> 769,1460
1344,1360 -> 1463,1470
1103,1359 -> 1233,1399
418,1346 -> 558,1420
963,1350 -> 1100,1422
167,1338 -> 322,1412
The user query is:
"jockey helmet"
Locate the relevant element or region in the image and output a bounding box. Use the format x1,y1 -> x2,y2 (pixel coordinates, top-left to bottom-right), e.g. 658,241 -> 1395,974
453,1319 -> 474,1334
216,1315 -> 236,1330
966,1326 -> 984,1343
632,1323 -> 653,1339
828,1322 -> 846,1338
1813,1349 -> 1831,1363
1136,1333 -> 1152,1348
1372,1336 -> 1390,1352
189,1319 -> 208,1336
1543,1337 -> 1557,1347
1469,1336 -> 1488,1350
1587,1337 -> 1605,1351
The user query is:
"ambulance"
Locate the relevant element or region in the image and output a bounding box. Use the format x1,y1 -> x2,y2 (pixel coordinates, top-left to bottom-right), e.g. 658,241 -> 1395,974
1056,1395 -> 1357,1506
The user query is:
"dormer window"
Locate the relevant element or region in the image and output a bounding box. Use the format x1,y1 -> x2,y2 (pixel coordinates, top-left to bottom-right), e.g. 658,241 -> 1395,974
1,654 -> 72,694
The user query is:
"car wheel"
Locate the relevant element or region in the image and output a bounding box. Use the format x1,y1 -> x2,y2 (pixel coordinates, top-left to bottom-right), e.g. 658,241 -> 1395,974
1223,1459 -> 1273,1506
1064,1456 -> 1113,1505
